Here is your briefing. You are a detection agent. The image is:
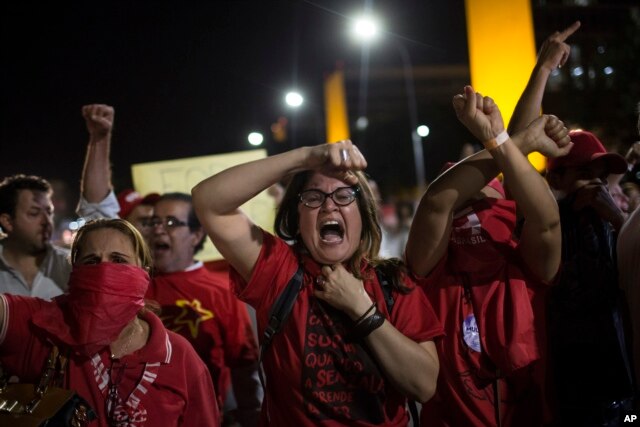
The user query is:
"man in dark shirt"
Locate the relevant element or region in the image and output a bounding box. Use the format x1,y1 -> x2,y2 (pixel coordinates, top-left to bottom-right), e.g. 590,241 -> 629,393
546,130 -> 634,426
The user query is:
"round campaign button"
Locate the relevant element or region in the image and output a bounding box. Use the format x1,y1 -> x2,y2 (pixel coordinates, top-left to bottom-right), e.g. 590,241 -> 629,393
462,314 -> 481,353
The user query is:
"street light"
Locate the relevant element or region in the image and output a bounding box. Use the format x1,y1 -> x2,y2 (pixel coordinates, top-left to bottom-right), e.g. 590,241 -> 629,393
351,16 -> 426,193
285,91 -> 304,108
417,125 -> 430,138
352,16 -> 380,42
248,132 -> 264,146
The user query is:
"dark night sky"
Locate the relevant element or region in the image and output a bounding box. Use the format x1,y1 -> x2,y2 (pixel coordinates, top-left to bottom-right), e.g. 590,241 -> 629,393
0,1 -> 468,206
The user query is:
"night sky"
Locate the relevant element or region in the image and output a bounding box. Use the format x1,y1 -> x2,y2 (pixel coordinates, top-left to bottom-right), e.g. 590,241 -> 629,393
1,0 -> 467,208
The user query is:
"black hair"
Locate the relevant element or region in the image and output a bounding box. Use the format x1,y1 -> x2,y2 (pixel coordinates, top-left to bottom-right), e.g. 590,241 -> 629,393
0,174 -> 52,217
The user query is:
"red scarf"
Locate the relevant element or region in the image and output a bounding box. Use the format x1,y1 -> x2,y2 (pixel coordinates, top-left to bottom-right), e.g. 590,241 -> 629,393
449,197 -> 516,275
449,198 -> 540,375
33,263 -> 150,356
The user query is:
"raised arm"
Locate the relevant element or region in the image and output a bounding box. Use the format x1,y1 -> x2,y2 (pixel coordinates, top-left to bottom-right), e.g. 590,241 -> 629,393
508,21 -> 580,134
406,152 -> 497,277
79,104 -> 115,203
406,86 -> 572,279
191,141 -> 366,282
406,86 -> 506,276
460,86 -> 571,281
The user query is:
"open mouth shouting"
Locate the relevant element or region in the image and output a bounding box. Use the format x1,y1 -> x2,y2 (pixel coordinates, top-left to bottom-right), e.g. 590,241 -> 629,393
319,219 -> 345,244
153,241 -> 170,252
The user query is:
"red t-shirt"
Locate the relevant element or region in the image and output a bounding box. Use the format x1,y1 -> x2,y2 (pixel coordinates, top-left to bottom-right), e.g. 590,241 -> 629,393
230,231 -> 444,427
146,264 -> 258,408
417,218 -> 549,427
0,294 -> 219,427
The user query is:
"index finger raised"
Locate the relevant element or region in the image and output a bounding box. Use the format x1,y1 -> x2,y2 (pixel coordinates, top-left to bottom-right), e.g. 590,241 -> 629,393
557,21 -> 581,42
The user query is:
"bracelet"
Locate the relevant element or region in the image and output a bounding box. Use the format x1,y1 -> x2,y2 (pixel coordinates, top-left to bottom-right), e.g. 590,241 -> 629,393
349,309 -> 385,339
483,130 -> 509,151
353,302 -> 377,326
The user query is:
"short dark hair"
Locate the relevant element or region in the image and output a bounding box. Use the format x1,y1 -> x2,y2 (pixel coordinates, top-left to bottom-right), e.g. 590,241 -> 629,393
156,192 -> 206,253
0,174 -> 52,217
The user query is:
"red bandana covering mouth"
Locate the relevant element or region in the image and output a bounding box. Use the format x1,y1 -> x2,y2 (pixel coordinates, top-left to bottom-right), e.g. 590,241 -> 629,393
33,263 -> 150,356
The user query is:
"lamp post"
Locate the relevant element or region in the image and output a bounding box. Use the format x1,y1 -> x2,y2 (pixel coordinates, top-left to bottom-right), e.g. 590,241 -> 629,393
396,41 -> 426,193
352,16 -> 426,193
285,90 -> 304,147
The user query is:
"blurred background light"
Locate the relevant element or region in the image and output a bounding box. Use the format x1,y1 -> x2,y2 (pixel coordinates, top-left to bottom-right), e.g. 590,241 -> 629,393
417,125 -> 430,138
285,91 -> 303,107
248,132 -> 264,146
352,16 -> 380,42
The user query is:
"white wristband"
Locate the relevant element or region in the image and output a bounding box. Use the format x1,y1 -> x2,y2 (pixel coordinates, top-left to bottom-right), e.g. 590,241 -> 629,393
483,130 -> 509,150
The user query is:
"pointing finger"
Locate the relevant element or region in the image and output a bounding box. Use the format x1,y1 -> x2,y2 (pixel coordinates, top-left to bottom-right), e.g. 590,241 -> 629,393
558,21 -> 581,42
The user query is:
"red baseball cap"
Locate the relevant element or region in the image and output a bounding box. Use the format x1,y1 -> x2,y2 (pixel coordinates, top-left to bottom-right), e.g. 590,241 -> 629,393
117,189 -> 161,219
546,130 -> 627,174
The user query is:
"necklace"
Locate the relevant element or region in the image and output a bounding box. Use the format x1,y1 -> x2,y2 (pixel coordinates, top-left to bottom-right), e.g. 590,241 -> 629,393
110,322 -> 139,360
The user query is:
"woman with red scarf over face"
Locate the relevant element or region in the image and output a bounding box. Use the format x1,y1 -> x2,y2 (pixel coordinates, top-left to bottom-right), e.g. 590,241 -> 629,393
0,219 -> 219,426
405,86 -> 572,427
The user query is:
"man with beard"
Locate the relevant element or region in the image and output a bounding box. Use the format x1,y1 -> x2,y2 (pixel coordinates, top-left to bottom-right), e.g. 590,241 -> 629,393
0,174 -> 70,298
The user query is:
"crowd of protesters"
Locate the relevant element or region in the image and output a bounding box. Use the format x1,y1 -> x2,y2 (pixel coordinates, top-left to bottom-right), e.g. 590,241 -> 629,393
1,21 -> 639,427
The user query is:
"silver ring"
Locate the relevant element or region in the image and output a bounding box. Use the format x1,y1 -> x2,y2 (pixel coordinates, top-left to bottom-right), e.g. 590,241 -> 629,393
340,148 -> 349,162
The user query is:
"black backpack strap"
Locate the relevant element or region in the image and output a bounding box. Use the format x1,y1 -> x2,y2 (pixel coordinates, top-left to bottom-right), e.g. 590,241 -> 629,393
258,265 -> 304,424
258,265 -> 304,387
374,266 -> 395,315
262,265 -> 304,350
375,265 -> 420,425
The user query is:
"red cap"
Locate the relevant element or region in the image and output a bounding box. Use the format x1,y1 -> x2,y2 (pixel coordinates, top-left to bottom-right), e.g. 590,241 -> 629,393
546,130 -> 627,174
117,189 -> 161,219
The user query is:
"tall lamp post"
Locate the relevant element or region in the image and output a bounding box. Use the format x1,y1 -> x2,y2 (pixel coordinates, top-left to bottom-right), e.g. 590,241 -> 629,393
352,17 -> 426,193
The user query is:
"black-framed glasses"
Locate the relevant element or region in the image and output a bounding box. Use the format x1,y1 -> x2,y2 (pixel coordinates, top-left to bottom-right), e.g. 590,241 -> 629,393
299,186 -> 359,208
141,216 -> 189,229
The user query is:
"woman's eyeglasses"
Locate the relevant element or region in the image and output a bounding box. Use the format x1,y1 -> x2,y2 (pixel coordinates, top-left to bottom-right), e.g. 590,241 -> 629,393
298,187 -> 359,208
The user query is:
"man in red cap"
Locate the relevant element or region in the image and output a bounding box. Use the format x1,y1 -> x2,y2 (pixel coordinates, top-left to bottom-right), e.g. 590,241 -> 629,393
547,130 -> 629,231
116,189 -> 160,231
545,129 -> 634,424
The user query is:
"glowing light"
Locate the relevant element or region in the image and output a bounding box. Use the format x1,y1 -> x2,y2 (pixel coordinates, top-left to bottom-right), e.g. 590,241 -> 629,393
356,116 -> 369,130
352,16 -> 380,41
571,66 -> 584,77
285,92 -> 303,107
603,66 -> 614,75
417,125 -> 430,137
248,132 -> 264,146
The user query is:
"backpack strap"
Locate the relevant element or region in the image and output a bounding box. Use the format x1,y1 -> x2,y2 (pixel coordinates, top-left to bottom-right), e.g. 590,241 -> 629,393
258,265 -> 304,424
258,265 -> 304,389
374,266 -> 395,314
262,265 -> 304,351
